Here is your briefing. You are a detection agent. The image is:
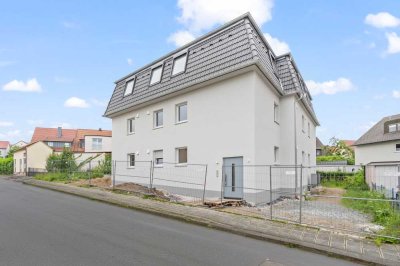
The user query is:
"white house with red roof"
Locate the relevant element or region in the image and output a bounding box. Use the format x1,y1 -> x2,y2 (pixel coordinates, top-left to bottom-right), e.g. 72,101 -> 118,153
0,141 -> 10,158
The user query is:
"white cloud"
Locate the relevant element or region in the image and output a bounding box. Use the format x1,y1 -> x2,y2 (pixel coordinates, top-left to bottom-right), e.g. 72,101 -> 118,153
0,129 -> 21,139
393,90 -> 400,98
0,121 -> 13,127
306,78 -> 355,96
64,97 -> 90,108
51,122 -> 73,129
176,0 -> 274,33
2,78 -> 42,92
263,33 -> 290,55
168,0 -> 274,46
27,119 -> 44,126
365,12 -> 400,28
386,32 -> 400,54
127,58 -> 133,65
167,30 -> 196,47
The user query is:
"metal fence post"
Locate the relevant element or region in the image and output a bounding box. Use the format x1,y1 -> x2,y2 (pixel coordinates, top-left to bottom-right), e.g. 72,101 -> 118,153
88,161 -> 92,187
112,160 -> 116,190
299,164 -> 303,224
202,165 -> 208,204
269,165 -> 273,220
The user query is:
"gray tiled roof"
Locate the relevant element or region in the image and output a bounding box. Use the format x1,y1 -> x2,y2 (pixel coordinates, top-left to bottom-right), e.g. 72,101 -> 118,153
354,114 -> 400,146
104,13 -> 317,123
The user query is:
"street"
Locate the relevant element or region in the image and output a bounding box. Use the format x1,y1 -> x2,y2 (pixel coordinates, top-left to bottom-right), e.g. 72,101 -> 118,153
0,178 -> 360,266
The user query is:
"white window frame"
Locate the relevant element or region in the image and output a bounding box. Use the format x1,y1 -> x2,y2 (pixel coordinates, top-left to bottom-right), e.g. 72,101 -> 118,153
274,102 -> 279,123
396,144 -> 400,152
153,109 -> 163,129
92,138 -> 102,151
127,118 -> 135,134
389,124 -> 397,133
172,53 -> 187,76
176,147 -> 188,165
149,65 -> 163,85
153,150 -> 163,167
128,153 -> 135,168
124,78 -> 135,96
274,146 -> 279,164
176,102 -> 188,124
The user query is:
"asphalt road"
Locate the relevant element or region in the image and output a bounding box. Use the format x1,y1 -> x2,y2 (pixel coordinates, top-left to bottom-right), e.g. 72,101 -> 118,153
0,178 -> 361,266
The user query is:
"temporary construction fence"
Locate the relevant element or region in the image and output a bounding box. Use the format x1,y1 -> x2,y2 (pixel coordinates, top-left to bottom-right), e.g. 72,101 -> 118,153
112,161 -> 208,204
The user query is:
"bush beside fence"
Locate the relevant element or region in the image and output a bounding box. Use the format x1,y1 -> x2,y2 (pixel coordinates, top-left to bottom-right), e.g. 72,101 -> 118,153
0,157 -> 13,175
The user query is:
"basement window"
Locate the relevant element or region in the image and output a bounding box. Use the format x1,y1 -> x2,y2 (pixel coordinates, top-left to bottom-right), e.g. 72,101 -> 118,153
396,144 -> 400,152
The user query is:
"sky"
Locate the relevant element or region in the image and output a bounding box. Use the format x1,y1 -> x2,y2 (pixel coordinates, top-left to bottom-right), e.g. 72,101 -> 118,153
0,0 -> 399,144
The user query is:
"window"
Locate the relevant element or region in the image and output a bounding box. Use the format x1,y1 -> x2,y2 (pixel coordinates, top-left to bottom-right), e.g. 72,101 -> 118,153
128,154 -> 135,167
389,124 -> 397,133
176,102 -> 187,123
153,150 -> 163,166
396,144 -> 400,152
124,78 -> 135,96
92,138 -> 102,150
154,110 -> 163,128
172,53 -> 187,75
308,122 -> 310,138
79,139 -> 85,148
274,103 -> 279,123
274,146 -> 279,164
150,65 -> 163,85
176,147 -> 187,164
127,118 -> 135,134
47,142 -> 54,147
302,115 -> 305,132
64,143 -> 71,148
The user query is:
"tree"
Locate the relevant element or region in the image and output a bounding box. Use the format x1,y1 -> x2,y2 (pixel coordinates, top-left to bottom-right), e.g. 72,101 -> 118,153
323,137 -> 355,164
6,145 -> 20,158
46,148 -> 77,172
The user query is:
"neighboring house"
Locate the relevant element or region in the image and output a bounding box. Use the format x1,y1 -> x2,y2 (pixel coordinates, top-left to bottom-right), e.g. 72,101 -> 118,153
104,13 -> 319,199
316,137 -> 324,156
12,140 -> 28,149
354,114 -> 400,197
14,127 -> 112,175
342,139 -> 355,151
0,141 -> 10,158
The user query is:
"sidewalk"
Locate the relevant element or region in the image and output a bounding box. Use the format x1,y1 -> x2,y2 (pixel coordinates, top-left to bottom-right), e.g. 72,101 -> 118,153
22,178 -> 400,266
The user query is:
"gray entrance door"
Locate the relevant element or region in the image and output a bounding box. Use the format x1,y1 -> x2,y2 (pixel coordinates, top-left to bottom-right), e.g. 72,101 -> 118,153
223,157 -> 244,199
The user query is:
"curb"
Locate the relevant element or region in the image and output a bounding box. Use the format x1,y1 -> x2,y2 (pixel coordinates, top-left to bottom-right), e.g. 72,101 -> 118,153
23,179 -> 392,266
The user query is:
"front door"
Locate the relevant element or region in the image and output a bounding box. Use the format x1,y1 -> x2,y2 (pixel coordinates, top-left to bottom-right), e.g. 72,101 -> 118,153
223,157 -> 244,199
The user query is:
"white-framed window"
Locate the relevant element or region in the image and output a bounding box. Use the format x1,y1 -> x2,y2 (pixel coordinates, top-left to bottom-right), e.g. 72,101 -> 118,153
302,115 -> 305,132
274,146 -> 279,164
47,142 -> 54,147
154,109 -> 163,128
308,122 -> 310,138
389,123 -> 399,133
92,138 -> 102,150
396,144 -> 400,152
64,143 -> 71,148
172,53 -> 187,75
153,150 -> 163,166
176,102 -> 187,123
128,153 -> 135,168
150,65 -> 163,85
176,147 -> 188,164
274,102 -> 279,123
127,118 -> 135,134
124,78 -> 135,96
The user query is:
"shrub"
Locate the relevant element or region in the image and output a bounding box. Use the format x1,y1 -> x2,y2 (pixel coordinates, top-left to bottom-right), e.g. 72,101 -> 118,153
46,148 -> 77,172
0,157 -> 13,175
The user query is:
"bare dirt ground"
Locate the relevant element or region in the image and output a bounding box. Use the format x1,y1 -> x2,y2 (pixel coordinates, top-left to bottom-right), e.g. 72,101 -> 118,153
310,186 -> 346,205
71,177 -> 111,188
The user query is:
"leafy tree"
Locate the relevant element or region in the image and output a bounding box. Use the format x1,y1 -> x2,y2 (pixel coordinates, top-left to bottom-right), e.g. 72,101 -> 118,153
46,148 -> 77,172
6,145 -> 20,158
322,137 -> 355,164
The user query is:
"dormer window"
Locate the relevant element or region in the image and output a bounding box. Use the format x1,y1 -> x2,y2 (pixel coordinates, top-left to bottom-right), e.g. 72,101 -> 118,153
172,53 -> 187,75
388,123 -> 399,133
124,78 -> 135,96
150,65 -> 163,85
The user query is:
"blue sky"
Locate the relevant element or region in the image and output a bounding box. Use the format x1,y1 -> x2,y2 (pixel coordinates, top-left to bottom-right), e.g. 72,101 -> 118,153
0,0 -> 399,144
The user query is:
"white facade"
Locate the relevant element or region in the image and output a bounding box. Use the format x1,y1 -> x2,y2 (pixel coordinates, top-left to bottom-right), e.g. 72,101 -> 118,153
111,69 -> 317,195
84,136 -> 112,153
355,140 -> 400,165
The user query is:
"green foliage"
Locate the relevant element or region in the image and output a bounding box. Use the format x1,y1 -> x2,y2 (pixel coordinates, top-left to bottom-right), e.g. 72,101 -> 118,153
6,145 -> 20,158
320,169 -> 368,190
342,189 -> 400,243
0,157 -> 13,175
322,137 -> 355,165
317,155 -> 354,165
46,148 -> 77,172
92,154 -> 111,176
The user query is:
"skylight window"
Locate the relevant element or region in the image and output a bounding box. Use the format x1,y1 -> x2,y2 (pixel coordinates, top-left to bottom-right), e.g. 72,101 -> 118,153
124,78 -> 135,96
172,53 -> 187,75
150,65 -> 163,85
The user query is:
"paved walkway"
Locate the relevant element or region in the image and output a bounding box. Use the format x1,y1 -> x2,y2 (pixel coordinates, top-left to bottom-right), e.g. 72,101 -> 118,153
21,178 -> 400,266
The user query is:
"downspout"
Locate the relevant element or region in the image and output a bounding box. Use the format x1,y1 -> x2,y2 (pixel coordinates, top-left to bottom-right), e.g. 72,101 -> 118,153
294,93 -> 305,194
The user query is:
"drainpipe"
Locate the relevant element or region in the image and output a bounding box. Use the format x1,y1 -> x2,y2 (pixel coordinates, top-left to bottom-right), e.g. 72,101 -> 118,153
294,92 -> 305,195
